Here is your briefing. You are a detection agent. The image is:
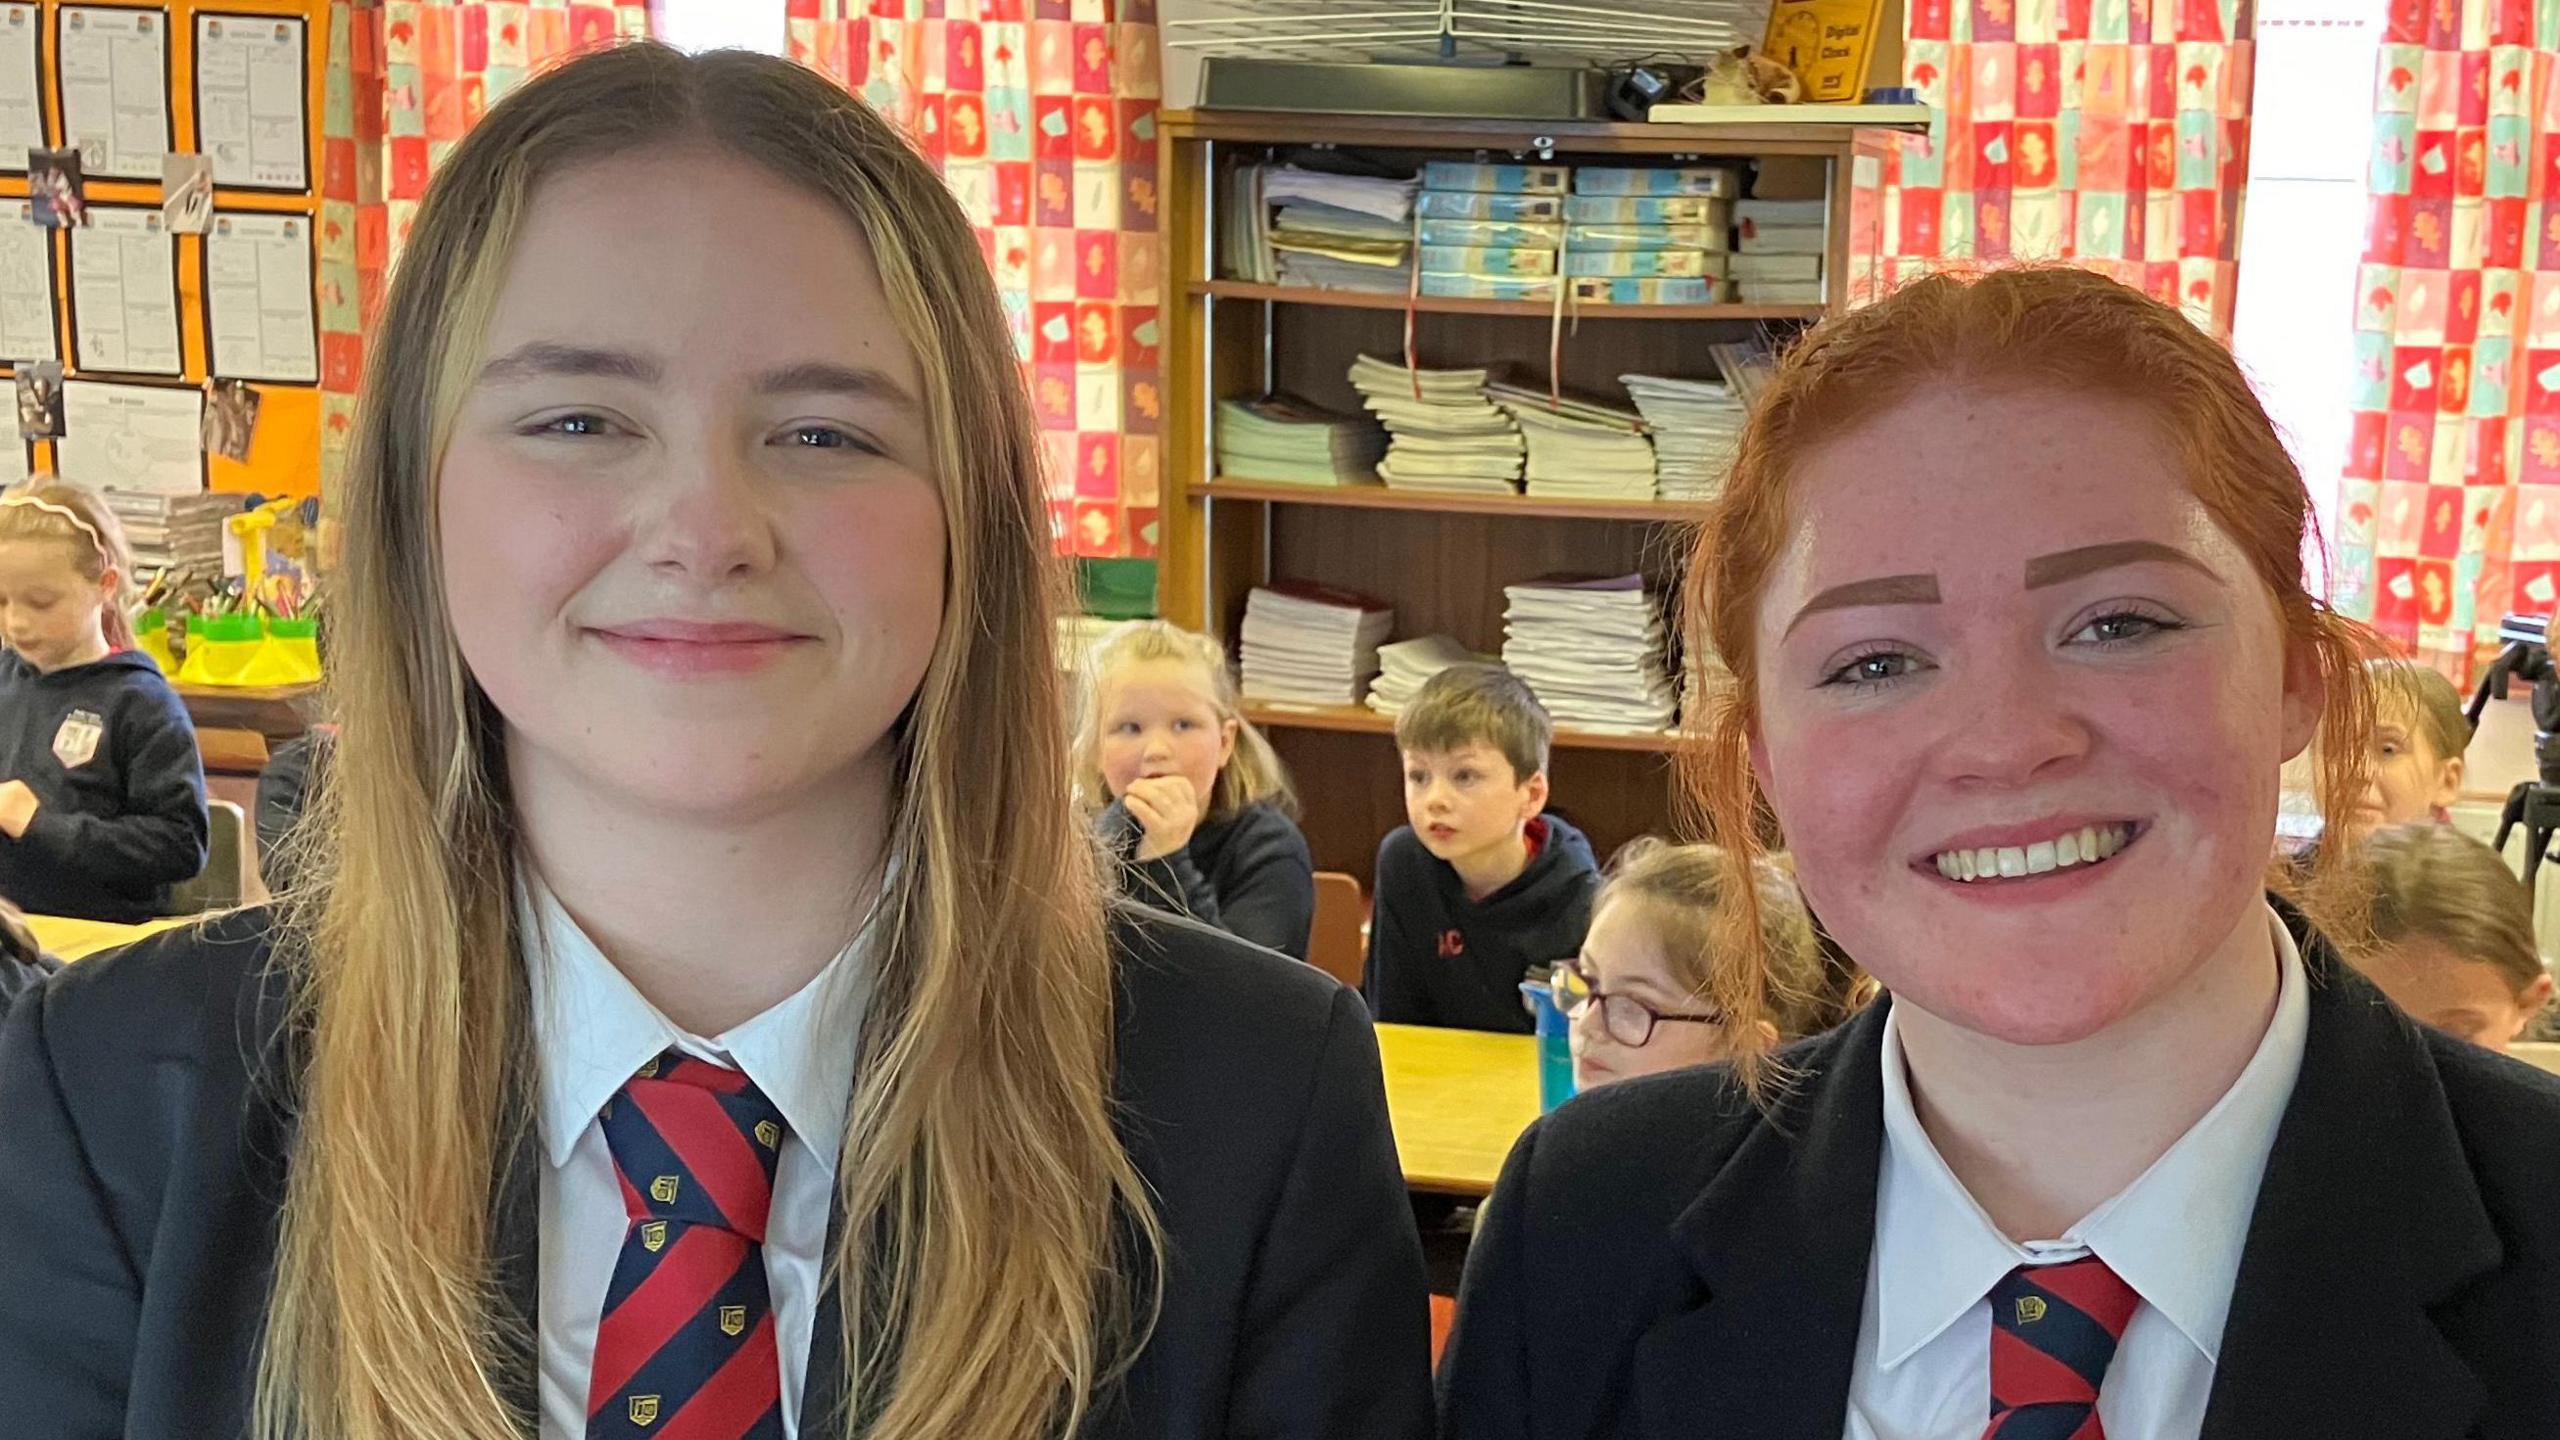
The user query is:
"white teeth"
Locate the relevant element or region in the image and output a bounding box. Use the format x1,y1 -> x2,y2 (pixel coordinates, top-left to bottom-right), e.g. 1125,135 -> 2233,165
1932,824 -> 2135,883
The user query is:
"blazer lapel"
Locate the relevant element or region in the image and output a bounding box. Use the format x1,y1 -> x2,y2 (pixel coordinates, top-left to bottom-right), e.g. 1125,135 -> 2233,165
489,1108 -> 544,1425
2203,948 -> 2497,1440
1632,1003 -> 1890,1440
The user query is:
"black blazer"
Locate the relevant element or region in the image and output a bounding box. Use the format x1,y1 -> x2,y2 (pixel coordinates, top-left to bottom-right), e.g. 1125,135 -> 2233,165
0,903 -> 1433,1439
1438,931 -> 2560,1440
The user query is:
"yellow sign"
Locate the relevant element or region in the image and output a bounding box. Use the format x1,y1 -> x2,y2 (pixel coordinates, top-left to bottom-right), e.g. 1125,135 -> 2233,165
720,1304 -> 748,1337
1763,0 -> 1893,103
2015,1296 -> 2049,1325
629,1396 -> 661,1426
641,1221 -> 669,1253
650,1175 -> 680,1205
754,1119 -> 780,1150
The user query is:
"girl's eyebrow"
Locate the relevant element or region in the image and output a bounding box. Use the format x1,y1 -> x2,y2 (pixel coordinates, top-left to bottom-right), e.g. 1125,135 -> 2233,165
476,342 -> 659,387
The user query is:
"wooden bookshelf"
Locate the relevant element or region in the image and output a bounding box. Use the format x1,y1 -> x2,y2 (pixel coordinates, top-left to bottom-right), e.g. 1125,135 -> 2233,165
1242,700 -> 1686,753
1190,279 -> 1826,323
1199,477 -> 1710,523
1161,109 -> 1890,883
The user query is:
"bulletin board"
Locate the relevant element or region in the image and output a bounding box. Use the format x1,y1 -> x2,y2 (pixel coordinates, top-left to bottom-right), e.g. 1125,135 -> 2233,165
7,0 -> 326,499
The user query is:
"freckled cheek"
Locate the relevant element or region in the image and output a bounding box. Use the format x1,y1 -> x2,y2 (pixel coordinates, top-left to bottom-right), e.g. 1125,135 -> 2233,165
1757,713 -> 1908,870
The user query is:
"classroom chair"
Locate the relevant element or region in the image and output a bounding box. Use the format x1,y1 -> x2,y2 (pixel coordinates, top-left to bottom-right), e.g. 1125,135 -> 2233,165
1309,871 -> 1367,991
163,799 -> 248,916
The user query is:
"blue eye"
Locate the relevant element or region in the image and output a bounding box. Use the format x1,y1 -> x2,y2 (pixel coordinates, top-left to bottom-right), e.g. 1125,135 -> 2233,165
780,425 -> 881,454
1821,649 -> 1923,689
2068,610 -> 2183,648
529,412 -> 614,438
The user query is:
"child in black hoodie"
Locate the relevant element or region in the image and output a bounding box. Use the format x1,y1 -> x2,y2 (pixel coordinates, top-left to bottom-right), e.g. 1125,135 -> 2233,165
0,484 -> 206,922
1079,620 -> 1316,959
1365,663 -> 1598,1032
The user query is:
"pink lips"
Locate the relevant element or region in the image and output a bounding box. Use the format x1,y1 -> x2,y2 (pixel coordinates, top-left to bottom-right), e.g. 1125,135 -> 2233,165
589,619 -> 811,676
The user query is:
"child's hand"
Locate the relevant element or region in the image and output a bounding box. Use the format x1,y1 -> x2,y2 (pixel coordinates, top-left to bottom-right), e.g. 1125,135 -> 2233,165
0,780 -> 39,839
1123,775 -> 1203,861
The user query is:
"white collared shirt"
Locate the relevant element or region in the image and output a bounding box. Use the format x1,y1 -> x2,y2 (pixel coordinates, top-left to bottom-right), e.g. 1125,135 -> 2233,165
523,874 -> 874,1440
1843,906 -> 2311,1440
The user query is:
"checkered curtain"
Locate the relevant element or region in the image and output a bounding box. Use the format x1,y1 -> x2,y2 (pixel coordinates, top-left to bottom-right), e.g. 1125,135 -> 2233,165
2336,4 -> 2560,676
317,1 -> 652,486
785,0 -> 1163,560
1873,0 -> 2256,335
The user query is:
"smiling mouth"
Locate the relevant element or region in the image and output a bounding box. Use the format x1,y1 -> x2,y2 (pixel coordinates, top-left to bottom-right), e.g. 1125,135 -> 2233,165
1928,822 -> 2141,883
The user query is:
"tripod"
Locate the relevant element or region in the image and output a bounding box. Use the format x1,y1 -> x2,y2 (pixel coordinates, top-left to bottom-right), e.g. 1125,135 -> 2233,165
2472,624 -> 2560,889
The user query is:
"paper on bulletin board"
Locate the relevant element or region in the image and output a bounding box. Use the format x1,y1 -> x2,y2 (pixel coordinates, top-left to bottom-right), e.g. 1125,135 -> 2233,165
0,201 -> 54,362
59,379 -> 201,495
0,6 -> 41,166
57,6 -> 172,181
69,205 -> 181,375
0,439 -> 26,486
1763,0 -> 1894,104
194,13 -> 306,191
204,210 -> 315,382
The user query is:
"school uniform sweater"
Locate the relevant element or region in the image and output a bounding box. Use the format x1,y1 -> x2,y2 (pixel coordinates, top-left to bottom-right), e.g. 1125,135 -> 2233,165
1363,814 -> 1599,1033
1102,797 -> 1318,961
0,649 -> 206,923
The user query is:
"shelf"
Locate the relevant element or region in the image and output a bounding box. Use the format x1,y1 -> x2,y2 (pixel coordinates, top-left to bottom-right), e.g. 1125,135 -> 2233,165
1243,700 -> 1684,753
1190,280 -> 1825,323
1195,477 -> 1709,523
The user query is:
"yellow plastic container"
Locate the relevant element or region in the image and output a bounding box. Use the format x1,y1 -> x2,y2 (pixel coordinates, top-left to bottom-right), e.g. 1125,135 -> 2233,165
174,614 -> 265,687
236,618 -> 322,686
131,608 -> 179,677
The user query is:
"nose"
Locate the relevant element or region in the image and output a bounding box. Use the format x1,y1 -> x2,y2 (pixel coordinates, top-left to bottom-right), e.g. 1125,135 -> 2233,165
637,443 -> 779,583
1931,644 -> 2091,788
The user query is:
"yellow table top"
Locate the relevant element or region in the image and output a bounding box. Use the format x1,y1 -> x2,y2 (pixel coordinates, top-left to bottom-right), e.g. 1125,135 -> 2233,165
1374,1022 -> 1541,1197
28,913 -> 188,961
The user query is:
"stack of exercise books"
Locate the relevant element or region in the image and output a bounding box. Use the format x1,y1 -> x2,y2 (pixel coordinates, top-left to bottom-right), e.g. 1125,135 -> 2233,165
104,488 -> 233,580
1213,396 -> 1388,487
1484,382 -> 1656,501
1620,373 -> 1747,501
1502,575 -> 1680,734
1706,338 -> 1781,406
1238,584 -> 1396,707
1411,163 -> 1739,305
1347,353 -> 1524,496
1260,164 -> 1418,295
1414,160 -> 1567,303
1731,197 -> 1827,304
1365,634 -> 1493,717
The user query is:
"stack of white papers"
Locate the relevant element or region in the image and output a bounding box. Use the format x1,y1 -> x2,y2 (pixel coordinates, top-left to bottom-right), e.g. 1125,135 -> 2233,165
1365,634 -> 1494,716
1707,340 -> 1779,406
1263,166 -> 1419,294
1620,373 -> 1747,501
1502,575 -> 1678,733
1265,165 -> 1419,221
1215,396 -> 1387,486
1239,584 -> 1396,706
1219,164 -> 1274,283
1348,354 -> 1523,495
1732,197 -> 1827,304
1486,383 -> 1656,501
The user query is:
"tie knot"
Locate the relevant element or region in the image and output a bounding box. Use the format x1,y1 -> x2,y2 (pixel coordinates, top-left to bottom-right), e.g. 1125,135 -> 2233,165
598,1050 -> 787,1243
1984,1256 -> 2141,1431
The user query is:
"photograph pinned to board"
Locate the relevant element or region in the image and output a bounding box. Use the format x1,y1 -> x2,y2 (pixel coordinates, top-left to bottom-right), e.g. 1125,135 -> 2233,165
28,147 -> 84,228
0,201 -> 57,362
161,152 -> 211,233
15,358 -> 60,440
204,211 -> 315,382
201,378 -> 257,463
69,204 -> 182,376
0,6 -> 43,167
56,6 -> 172,181
59,380 -> 203,495
193,12 -> 307,191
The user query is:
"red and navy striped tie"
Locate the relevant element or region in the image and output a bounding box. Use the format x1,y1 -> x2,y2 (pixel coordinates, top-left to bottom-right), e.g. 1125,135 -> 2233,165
586,1051 -> 788,1440
1981,1255 -> 2141,1440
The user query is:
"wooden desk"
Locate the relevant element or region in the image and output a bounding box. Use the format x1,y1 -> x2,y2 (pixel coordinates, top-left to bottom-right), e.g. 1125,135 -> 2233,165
1375,1023 -> 1540,1196
175,683 -> 320,747
27,913 -> 188,961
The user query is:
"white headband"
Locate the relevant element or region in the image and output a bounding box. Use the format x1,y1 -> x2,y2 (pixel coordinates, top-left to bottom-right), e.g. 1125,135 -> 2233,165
0,491 -> 109,560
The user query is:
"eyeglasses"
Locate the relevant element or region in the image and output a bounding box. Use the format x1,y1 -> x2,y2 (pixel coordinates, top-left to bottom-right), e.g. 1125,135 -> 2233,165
1544,960 -> 1723,1049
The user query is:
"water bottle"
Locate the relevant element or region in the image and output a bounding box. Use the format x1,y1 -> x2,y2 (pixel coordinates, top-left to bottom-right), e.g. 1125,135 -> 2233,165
1518,978 -> 1578,1112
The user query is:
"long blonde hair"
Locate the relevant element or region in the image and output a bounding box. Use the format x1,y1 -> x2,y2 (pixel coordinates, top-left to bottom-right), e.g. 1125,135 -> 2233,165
1073,619 -> 1296,818
258,43 -> 1157,1440
1683,267 -> 2381,1095
0,479 -> 137,650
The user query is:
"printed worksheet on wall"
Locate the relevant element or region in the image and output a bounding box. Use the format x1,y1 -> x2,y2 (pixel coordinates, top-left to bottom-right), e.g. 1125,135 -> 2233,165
205,211 -> 314,382
57,6 -> 170,180
0,5 -> 44,166
60,379 -> 201,494
0,201 -> 56,362
194,13 -> 306,190
69,205 -> 180,375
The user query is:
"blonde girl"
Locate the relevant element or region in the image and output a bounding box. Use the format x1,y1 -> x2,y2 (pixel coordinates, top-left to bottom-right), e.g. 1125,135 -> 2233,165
2351,820 -> 2554,1053
0,44 -> 1428,1440
1557,839 -> 1864,1090
0,481 -> 206,921
1077,619 -> 1316,959
2343,657 -> 2468,843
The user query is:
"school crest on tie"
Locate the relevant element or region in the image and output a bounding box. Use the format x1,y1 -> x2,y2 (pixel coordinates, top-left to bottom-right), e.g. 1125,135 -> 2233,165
754,1120 -> 780,1149
2015,1296 -> 2048,1325
628,1395 -> 661,1426
720,1305 -> 747,1336
50,709 -> 102,769
641,1221 -> 668,1253
650,1175 -> 680,1204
